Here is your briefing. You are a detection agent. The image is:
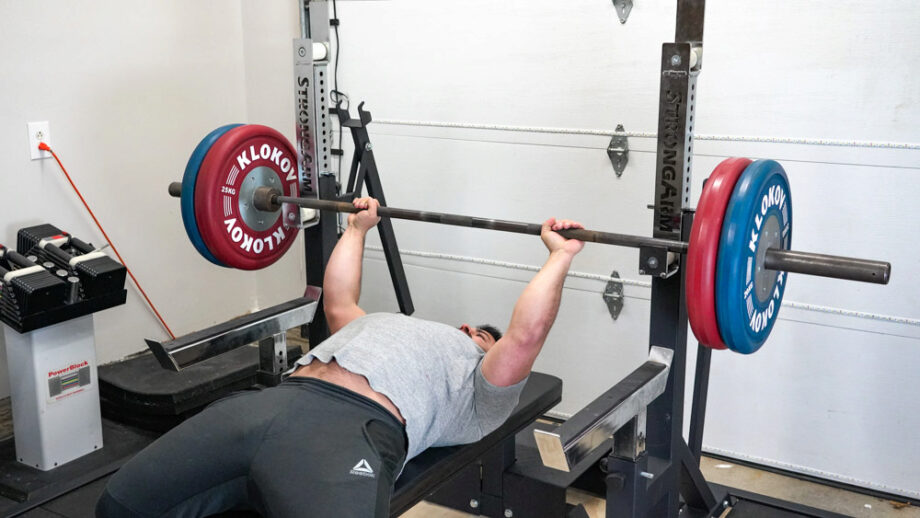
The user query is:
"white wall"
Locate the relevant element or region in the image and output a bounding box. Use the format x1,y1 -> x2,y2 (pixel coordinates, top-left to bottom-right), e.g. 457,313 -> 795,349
2,0 -> 917,502
0,2 -> 305,392
332,0 -> 920,499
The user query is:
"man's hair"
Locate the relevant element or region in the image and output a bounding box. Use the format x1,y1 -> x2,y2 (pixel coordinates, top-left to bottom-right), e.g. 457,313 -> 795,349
478,324 -> 503,342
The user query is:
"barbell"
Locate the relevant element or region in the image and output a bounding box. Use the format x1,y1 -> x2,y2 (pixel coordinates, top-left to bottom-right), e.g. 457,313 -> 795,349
170,124 -> 891,354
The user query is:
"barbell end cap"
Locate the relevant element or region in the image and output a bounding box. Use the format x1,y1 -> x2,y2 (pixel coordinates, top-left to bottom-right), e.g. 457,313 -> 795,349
168,182 -> 182,198
253,186 -> 283,212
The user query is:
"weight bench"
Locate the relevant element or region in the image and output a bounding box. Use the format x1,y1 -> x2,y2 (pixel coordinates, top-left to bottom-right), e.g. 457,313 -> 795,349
138,297 -> 563,516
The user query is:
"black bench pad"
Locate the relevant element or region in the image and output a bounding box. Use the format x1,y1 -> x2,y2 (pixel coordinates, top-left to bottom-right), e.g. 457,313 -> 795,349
390,372 -> 562,516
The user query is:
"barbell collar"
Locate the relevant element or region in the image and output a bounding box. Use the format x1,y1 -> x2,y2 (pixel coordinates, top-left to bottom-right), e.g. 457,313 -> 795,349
167,183 -> 891,285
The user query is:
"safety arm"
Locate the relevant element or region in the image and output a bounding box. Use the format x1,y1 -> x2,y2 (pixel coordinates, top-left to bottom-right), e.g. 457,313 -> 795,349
323,224 -> 368,334
481,249 -> 575,386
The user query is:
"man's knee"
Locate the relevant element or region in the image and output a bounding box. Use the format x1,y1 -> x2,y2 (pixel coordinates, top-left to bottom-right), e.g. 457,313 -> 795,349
96,485 -> 146,518
96,454 -> 162,517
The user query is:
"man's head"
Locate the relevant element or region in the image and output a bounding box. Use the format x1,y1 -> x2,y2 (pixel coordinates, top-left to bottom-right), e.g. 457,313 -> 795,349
459,323 -> 502,351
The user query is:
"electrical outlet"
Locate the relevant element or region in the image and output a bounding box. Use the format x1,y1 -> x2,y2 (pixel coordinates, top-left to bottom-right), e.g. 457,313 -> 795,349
28,121 -> 52,160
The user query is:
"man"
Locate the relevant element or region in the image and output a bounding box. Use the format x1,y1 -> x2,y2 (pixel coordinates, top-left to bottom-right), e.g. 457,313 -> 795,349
97,197 -> 584,518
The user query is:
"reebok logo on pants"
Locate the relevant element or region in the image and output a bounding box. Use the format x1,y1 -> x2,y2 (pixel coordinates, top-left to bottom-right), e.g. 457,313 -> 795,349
350,459 -> 375,478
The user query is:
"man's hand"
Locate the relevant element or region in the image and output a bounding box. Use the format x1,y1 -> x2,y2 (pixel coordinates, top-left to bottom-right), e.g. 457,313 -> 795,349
541,218 -> 586,256
348,197 -> 381,232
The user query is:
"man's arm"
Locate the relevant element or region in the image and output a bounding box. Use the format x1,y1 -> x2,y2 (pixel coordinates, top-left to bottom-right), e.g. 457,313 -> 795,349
481,218 -> 584,386
323,197 -> 381,334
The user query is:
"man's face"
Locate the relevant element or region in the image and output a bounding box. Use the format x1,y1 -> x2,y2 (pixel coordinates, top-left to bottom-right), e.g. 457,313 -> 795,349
459,324 -> 497,351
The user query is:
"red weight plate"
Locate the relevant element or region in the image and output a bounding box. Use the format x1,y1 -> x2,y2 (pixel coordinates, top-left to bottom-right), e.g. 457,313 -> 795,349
195,125 -> 300,270
686,157 -> 752,349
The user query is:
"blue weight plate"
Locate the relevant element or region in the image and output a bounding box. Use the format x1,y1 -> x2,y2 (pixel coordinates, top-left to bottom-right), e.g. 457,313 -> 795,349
715,160 -> 792,354
181,124 -> 243,266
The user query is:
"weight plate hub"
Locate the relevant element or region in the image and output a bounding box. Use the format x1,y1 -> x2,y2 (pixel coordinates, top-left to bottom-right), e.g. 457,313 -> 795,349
715,160 -> 792,354
194,125 -> 300,270
181,124 -> 242,267
686,157 -> 751,350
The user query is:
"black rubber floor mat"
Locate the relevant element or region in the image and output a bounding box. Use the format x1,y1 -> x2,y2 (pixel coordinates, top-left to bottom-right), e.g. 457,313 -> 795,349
0,421 -> 153,517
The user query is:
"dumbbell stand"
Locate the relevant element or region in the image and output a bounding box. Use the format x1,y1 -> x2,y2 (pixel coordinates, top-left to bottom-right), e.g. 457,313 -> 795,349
3,315 -> 102,471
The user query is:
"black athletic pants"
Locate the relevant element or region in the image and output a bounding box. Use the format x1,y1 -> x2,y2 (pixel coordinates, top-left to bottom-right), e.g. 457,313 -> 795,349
96,377 -> 407,518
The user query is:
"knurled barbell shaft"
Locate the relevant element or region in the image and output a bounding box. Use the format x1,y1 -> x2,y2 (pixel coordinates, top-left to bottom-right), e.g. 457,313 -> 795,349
167,182 -> 890,285
264,190 -> 690,251
263,188 -> 890,285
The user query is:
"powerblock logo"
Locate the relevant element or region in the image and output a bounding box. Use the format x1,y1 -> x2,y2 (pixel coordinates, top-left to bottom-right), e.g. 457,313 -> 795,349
48,361 -> 88,378
47,361 -> 91,399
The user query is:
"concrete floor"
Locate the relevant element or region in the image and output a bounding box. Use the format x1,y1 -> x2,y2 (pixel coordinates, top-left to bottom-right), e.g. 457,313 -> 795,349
402,456 -> 919,517
700,457 -> 919,518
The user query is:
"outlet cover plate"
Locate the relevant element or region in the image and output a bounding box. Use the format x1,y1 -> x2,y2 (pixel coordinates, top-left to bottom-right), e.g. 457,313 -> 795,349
28,121 -> 52,160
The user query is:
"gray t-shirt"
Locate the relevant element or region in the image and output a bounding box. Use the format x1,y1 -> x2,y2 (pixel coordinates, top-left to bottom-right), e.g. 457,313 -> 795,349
294,313 -> 526,461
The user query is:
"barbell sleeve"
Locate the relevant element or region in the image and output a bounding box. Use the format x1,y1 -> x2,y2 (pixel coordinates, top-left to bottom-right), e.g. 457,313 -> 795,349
165,182 -> 891,285
763,249 -> 889,285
